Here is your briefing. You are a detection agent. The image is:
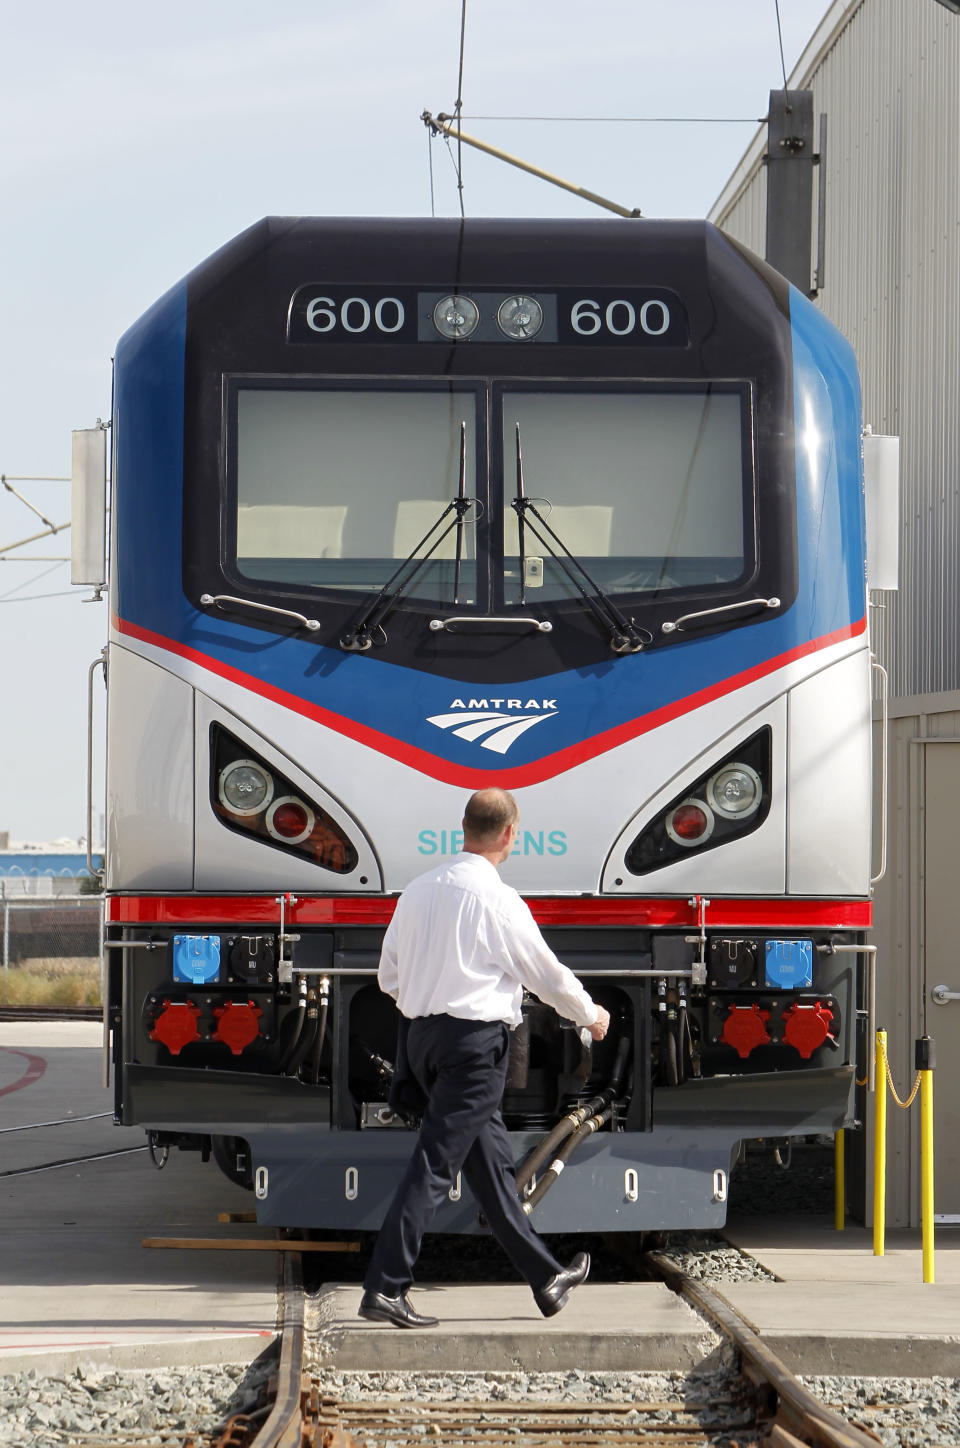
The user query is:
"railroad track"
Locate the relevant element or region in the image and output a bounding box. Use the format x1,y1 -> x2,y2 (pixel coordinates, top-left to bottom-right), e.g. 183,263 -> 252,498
250,1246 -> 882,1448
0,1005 -> 101,1021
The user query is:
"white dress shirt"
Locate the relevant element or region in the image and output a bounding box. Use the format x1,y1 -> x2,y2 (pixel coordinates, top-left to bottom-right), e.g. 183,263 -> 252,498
378,851 -> 598,1030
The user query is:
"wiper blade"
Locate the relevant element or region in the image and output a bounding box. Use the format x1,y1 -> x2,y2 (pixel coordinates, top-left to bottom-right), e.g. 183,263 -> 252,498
453,421 -> 469,606
340,422 -> 475,651
512,424 -> 648,654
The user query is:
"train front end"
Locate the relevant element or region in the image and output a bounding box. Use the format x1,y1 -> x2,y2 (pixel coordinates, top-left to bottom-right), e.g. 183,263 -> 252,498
105,217 -> 871,1229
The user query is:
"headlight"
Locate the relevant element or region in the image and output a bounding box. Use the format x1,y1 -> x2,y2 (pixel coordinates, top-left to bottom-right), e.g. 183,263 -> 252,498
623,727 -> 771,877
706,762 -> 762,820
218,759 -> 274,816
433,295 -> 480,339
496,294 -> 544,340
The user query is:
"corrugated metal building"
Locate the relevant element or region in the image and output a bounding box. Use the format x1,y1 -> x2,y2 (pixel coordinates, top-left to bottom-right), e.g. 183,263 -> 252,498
710,0 -> 960,1228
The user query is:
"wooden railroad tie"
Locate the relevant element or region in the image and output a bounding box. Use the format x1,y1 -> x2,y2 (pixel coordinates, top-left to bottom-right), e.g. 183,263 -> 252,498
142,1236 -> 362,1252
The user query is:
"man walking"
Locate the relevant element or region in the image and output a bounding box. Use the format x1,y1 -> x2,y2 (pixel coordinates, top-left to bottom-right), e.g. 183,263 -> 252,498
359,787 -> 610,1328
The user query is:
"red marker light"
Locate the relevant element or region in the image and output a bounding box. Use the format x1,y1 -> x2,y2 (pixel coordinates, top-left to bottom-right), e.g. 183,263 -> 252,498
272,804 -> 309,837
266,796 -> 316,845
665,799 -> 715,847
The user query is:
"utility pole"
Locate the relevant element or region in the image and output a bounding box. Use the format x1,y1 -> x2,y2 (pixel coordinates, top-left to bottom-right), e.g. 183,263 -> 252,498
765,89 -> 818,293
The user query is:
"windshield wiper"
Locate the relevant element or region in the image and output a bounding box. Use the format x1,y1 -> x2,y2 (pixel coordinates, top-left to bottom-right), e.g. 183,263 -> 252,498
512,424 -> 648,654
340,422 -> 476,651
452,422 -> 470,606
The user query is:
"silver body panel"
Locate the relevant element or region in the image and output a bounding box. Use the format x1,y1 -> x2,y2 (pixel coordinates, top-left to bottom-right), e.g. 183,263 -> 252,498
107,627 -> 871,900
106,644 -> 194,890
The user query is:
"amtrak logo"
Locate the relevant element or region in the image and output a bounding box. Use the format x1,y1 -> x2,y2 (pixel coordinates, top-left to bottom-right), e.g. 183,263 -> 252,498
427,697 -> 559,755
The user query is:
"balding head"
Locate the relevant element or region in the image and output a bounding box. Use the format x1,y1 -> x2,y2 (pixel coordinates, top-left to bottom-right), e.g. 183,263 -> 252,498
462,788 -> 519,849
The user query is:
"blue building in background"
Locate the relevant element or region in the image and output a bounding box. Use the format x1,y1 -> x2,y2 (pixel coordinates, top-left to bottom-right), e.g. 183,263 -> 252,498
0,841 -> 102,893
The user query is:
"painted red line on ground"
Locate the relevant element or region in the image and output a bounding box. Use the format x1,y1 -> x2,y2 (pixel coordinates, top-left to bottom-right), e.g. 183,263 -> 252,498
113,613 -> 867,788
0,1048 -> 47,1097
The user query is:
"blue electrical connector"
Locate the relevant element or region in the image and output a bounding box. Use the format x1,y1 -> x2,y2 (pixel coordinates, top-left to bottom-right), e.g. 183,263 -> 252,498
764,938 -> 813,989
172,934 -> 222,985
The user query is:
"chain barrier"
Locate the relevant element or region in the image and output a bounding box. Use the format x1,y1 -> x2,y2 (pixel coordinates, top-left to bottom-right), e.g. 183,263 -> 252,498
878,1036 -> 921,1109
872,1026 -> 935,1283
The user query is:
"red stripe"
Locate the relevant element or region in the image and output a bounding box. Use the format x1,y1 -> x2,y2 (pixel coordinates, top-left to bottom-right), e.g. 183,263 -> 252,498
108,894 -> 871,930
113,614 -> 867,789
0,1048 -> 47,1097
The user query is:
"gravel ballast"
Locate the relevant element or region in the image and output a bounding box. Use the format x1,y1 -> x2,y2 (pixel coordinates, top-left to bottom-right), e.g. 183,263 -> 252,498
0,1359 -> 274,1448
4,1230 -> 955,1447
4,1363 -> 960,1446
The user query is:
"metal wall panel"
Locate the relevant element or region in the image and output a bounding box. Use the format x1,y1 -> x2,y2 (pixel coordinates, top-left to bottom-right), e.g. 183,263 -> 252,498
712,0 -> 960,1228
711,0 -> 960,700
867,696 -> 960,1228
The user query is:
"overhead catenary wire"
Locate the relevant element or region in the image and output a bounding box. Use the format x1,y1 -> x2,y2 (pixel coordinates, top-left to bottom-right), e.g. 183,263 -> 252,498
460,114 -> 765,124
773,0 -> 790,91
0,590 -> 77,604
1,473 -> 70,534
0,521 -> 71,557
427,126 -> 437,216
0,559 -> 65,602
441,129 -> 465,196
453,0 -> 467,218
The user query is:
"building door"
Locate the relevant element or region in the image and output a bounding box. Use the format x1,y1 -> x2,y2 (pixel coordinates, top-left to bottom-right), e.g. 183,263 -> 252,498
924,741 -> 960,1220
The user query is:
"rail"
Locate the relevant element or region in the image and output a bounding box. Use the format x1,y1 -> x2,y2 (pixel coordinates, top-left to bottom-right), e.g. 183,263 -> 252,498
251,1241 -> 882,1448
644,1249 -> 880,1448
251,1252 -> 308,1448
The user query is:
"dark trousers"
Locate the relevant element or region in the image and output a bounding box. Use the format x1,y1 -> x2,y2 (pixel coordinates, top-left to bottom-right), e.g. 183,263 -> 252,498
364,1014 -> 562,1297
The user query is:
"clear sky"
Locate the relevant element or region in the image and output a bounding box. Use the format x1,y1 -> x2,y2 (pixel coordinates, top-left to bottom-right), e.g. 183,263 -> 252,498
0,0 -> 830,843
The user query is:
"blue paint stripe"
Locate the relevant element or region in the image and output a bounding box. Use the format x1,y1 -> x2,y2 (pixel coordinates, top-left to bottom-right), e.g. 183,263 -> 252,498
113,286 -> 865,771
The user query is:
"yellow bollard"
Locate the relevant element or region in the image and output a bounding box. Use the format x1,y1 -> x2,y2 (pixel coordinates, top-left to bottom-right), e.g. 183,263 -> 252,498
918,1035 -> 936,1285
834,1129 -> 845,1230
873,1028 -> 886,1256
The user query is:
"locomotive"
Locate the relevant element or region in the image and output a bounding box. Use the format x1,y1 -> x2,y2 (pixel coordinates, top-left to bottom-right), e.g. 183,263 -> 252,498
98,216 -> 875,1229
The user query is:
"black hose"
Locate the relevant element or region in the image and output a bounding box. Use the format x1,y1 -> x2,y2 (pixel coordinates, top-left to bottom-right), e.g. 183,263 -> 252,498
309,998 -> 330,1084
516,1033 -> 632,1191
607,1033 -> 631,1093
284,998 -> 319,1078
516,1110 -> 583,1192
254,996 -> 305,1073
676,1005 -> 688,1085
522,1104 -> 617,1212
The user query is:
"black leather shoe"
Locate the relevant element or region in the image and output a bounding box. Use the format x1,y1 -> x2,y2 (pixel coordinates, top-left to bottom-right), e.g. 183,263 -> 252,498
358,1289 -> 439,1328
534,1251 -> 591,1317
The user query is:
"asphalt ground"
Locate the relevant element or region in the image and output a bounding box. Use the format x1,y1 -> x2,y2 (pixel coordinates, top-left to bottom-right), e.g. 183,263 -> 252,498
0,1019 -> 277,1372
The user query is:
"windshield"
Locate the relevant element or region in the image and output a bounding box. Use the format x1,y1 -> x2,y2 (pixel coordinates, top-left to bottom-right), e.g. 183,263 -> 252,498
234,386 -> 479,603
502,387 -> 746,604
230,381 -> 749,611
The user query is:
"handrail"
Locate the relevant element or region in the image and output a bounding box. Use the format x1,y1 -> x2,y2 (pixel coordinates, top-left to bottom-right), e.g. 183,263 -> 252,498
86,650 -> 107,880
870,658 -> 889,884
429,615 -> 553,634
660,596 -> 780,634
200,593 -> 321,631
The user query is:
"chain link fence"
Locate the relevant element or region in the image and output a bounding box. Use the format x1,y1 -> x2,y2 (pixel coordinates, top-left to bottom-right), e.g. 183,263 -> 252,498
0,895 -> 104,1008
